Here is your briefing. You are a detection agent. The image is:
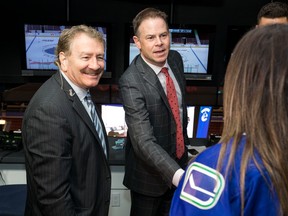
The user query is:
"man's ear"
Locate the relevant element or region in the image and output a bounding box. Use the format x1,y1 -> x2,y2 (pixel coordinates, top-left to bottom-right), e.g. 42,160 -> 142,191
133,35 -> 141,50
59,52 -> 68,72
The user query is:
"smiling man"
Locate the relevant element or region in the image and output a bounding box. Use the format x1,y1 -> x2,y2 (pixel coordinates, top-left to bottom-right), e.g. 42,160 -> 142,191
22,25 -> 111,216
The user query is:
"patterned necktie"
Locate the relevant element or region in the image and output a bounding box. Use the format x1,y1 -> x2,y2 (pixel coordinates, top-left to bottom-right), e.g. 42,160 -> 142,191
85,92 -> 107,157
161,67 -> 185,159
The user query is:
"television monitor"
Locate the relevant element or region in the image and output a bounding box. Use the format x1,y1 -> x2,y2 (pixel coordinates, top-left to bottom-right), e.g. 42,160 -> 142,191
101,104 -> 127,138
186,106 -> 196,138
20,23 -> 112,78
101,104 -> 127,165
195,106 -> 213,138
126,24 -> 216,81
187,105 -> 213,146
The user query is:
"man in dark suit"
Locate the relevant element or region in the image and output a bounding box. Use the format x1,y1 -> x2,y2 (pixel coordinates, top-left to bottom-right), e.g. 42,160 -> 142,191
119,8 -> 189,216
22,25 -> 111,215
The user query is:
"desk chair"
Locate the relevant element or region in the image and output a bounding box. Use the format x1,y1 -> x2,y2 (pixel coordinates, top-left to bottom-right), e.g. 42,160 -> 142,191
0,184 -> 26,216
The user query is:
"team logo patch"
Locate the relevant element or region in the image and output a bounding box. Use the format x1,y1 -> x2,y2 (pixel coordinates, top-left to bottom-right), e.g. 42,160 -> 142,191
180,162 -> 225,209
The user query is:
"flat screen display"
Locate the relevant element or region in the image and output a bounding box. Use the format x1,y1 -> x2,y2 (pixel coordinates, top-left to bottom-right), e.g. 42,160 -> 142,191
187,106 -> 196,138
187,105 -> 213,146
101,104 -> 127,165
21,23 -> 111,78
127,24 -> 216,81
196,106 -> 213,138
101,104 -> 127,138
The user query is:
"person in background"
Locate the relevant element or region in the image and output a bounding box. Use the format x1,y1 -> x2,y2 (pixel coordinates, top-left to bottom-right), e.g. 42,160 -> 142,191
256,1 -> 288,26
169,24 -> 288,216
22,25 -> 111,216
119,7 -> 189,216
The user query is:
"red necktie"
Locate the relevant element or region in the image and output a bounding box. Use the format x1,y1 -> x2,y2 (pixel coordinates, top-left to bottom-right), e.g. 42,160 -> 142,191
161,67 -> 185,159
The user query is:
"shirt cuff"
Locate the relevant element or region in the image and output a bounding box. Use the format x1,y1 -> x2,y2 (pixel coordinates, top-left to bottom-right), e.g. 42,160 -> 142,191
172,168 -> 185,187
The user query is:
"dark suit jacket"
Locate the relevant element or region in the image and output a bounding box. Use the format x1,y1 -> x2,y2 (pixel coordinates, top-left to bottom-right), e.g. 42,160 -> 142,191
119,50 -> 189,197
22,72 -> 111,216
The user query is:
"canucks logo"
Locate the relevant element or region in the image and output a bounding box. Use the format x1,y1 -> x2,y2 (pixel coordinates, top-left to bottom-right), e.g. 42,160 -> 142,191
180,162 -> 225,209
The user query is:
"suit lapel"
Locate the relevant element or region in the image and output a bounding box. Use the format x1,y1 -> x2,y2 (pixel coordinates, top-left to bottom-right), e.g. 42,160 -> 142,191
135,53 -> 187,125
168,54 -> 185,94
53,72 -> 102,142
136,56 -> 170,108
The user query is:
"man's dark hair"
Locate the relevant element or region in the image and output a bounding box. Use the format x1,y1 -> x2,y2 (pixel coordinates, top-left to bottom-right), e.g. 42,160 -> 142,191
132,7 -> 168,37
257,1 -> 288,23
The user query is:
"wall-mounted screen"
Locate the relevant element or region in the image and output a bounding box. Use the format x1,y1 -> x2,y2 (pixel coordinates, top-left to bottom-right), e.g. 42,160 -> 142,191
126,24 -> 216,81
101,104 -> 127,138
187,106 -> 196,138
196,106 -> 213,138
21,23 -> 112,78
187,105 -> 213,146
101,103 -> 127,165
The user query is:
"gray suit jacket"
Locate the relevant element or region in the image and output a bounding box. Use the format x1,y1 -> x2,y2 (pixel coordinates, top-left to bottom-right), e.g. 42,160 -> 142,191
22,72 -> 111,216
119,50 -> 189,196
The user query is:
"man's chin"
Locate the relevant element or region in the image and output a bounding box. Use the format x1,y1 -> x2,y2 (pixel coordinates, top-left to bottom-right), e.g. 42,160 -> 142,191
155,55 -> 168,64
85,79 -> 101,88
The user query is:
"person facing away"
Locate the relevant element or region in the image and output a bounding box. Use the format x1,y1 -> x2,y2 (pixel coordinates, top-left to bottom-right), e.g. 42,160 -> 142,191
169,24 -> 288,216
119,7 -> 190,216
256,1 -> 288,26
22,25 -> 111,216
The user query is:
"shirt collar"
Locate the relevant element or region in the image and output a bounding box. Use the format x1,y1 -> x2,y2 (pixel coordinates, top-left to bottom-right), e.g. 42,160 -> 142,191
60,71 -> 88,101
140,54 -> 169,75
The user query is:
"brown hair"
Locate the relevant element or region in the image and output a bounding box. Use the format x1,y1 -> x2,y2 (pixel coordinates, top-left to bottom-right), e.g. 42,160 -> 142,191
220,24 -> 288,215
54,24 -> 105,68
132,7 -> 168,37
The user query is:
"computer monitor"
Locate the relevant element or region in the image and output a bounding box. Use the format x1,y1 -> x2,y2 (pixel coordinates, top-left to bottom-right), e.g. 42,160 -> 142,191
187,105 -> 213,146
0,119 -> 6,131
195,106 -> 213,138
101,104 -> 127,138
101,104 -> 127,165
187,106 -> 196,138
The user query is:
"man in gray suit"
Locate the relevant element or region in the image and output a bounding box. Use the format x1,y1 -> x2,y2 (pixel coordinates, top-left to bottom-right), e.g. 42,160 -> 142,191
119,8 -> 189,216
22,25 -> 111,215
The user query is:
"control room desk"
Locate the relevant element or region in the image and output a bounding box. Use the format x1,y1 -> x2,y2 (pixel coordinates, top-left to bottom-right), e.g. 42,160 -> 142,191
0,149 -> 26,185
0,148 -> 131,216
0,149 -> 26,215
0,141 -> 207,216
0,149 -> 25,164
